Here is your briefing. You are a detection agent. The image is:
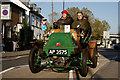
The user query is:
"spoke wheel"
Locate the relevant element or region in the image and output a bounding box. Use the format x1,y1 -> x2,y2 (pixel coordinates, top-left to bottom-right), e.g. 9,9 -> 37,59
29,47 -> 45,73
79,48 -> 89,77
91,46 -> 98,68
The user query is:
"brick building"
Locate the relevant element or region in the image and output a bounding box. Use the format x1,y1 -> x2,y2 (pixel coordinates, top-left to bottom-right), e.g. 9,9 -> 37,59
0,0 -> 44,51
1,0 -> 30,51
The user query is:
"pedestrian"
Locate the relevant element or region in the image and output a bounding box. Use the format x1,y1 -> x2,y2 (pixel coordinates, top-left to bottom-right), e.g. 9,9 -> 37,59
12,32 -> 18,51
76,11 -> 92,43
55,10 -> 74,29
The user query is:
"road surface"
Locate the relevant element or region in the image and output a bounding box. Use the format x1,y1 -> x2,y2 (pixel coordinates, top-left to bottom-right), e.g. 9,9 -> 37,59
0,48 -> 119,80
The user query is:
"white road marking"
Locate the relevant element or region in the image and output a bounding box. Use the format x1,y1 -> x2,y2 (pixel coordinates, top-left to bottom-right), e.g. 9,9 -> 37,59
97,62 -> 99,66
69,70 -> 74,80
15,65 -> 28,68
0,65 -> 29,75
0,61 -> 48,74
15,56 -> 26,59
0,67 -> 15,74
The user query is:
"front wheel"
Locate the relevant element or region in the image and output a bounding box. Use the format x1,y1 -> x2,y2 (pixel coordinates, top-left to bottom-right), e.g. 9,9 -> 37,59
29,47 -> 45,73
79,49 -> 89,77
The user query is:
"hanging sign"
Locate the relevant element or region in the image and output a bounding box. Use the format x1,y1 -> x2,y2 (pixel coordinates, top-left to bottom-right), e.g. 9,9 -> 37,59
1,4 -> 11,20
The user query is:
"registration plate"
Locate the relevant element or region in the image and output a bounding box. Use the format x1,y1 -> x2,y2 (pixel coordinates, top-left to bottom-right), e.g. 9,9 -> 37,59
48,49 -> 68,55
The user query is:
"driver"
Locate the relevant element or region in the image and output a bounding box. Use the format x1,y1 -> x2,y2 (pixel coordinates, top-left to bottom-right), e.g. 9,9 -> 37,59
54,10 -> 74,29
77,11 -> 92,43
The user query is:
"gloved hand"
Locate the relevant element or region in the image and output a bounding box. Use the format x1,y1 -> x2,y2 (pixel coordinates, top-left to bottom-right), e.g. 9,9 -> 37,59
61,20 -> 65,24
79,28 -> 84,33
77,25 -> 80,28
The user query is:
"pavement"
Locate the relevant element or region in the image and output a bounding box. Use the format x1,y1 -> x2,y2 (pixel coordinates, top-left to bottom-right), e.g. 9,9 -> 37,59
92,61 -> 119,79
0,50 -> 30,58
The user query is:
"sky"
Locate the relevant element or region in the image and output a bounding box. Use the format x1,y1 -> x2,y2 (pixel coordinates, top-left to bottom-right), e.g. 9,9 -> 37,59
118,2 -> 120,34
30,1 -> 119,34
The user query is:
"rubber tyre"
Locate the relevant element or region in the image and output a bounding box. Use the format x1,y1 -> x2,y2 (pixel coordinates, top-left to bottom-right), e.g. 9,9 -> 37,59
91,46 -> 98,68
29,47 -> 42,73
79,49 -> 89,77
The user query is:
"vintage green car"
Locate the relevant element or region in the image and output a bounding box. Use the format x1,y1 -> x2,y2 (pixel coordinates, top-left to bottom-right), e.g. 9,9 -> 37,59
28,28 -> 98,77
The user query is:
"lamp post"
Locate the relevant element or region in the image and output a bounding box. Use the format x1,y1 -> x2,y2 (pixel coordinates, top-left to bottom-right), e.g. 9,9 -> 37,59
63,0 -> 64,10
52,0 -> 53,29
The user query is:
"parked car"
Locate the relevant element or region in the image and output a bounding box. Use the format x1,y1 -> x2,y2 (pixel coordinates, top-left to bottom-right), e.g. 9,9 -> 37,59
100,43 -> 105,48
113,43 -> 120,50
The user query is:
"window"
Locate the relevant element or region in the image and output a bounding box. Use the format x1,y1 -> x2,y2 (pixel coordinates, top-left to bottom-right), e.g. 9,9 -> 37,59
36,17 -> 38,27
32,15 -> 34,25
34,7 -> 36,11
1,24 -> 4,38
1,24 -> 3,34
27,2 -> 29,7
19,11 -> 23,23
40,19 -> 41,27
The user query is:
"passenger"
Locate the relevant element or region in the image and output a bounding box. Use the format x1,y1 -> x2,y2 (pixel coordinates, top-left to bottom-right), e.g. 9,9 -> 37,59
54,10 -> 74,29
77,11 -> 92,43
83,14 -> 89,20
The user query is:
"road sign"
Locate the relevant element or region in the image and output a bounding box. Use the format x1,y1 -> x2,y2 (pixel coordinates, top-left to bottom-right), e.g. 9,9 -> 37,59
42,25 -> 47,31
103,31 -> 110,39
2,10 -> 8,16
1,4 -> 11,20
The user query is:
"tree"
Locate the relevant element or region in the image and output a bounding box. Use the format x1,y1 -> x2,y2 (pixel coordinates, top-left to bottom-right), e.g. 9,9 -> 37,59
67,7 -> 80,20
46,22 -> 52,30
66,7 -> 111,40
20,20 -> 33,50
81,7 -> 95,24
102,20 -> 111,31
66,7 -> 80,28
92,19 -> 104,40
48,12 -> 60,25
